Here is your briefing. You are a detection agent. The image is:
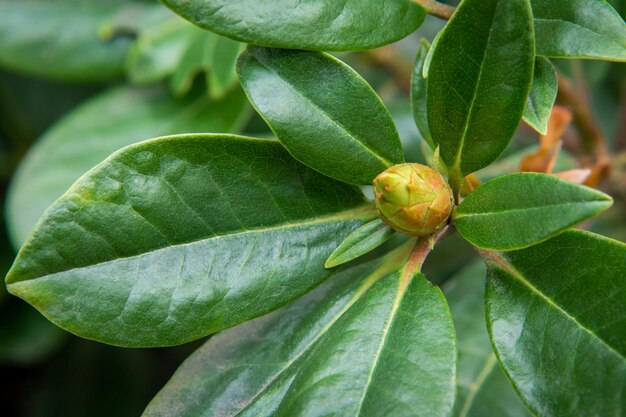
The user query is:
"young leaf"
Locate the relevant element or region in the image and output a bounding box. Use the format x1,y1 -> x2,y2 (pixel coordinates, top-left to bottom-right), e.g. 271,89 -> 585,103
523,58 -> 558,135
143,244 -> 456,417
325,218 -> 395,268
453,173 -> 612,250
160,0 -> 426,51
444,263 -> 532,417
427,0 -> 535,183
6,85 -> 250,249
531,0 -> 626,62
410,39 -> 434,149
170,28 -> 242,99
0,0 -> 157,82
484,230 -> 626,417
238,47 -> 404,185
125,13 -> 196,85
5,135 -> 373,347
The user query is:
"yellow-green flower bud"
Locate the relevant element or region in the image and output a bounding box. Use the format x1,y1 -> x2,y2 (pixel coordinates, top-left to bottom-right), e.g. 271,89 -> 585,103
373,163 -> 453,237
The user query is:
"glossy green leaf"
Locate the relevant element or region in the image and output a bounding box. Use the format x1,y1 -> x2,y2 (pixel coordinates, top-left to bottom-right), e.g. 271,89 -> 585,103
6,135 -> 374,347
523,58 -> 558,135
453,173 -> 612,250
444,263 -> 532,417
485,230 -> 626,417
143,243 -> 456,417
238,47 -> 404,185
325,218 -> 395,268
7,84 -> 250,249
411,39 -> 434,149
427,0 -> 535,182
0,0 -> 156,82
531,0 -> 626,61
160,0 -> 426,51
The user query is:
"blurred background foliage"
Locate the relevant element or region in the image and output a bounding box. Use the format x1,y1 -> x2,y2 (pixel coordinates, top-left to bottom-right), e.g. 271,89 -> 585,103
0,0 -> 624,416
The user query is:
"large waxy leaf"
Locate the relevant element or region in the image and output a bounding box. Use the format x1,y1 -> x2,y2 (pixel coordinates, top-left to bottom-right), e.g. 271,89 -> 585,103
143,244 -> 456,417
160,0 -> 426,51
410,39 -> 434,149
6,135 -> 373,347
6,84 -> 250,249
484,230 -> 626,417
238,47 -> 404,185
531,0 -> 626,61
523,58 -> 558,135
0,0 -> 157,82
453,173 -> 612,250
427,0 -> 535,183
444,263 -> 532,417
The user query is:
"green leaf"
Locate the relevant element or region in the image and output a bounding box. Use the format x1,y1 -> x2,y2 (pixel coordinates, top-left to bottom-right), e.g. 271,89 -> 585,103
453,173 -> 613,250
531,0 -> 626,61
6,84 -> 250,249
411,39 -> 434,149
444,263 -> 532,417
422,29 -> 443,79
143,243 -> 456,417
170,29 -> 242,99
125,7 -> 243,99
484,230 -> 626,417
237,47 -> 404,185
205,34 -> 243,99
325,218 -> 395,268
523,58 -> 558,135
0,0 -> 157,82
6,135 -> 373,347
427,0 -> 535,183
125,10 -> 196,85
159,0 -> 426,51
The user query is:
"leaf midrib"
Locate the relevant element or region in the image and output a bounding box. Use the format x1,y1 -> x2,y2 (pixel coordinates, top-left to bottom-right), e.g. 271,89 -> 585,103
232,251 -> 404,416
457,354 -> 498,417
534,18 -> 626,51
450,1 -> 500,175
488,252 -> 626,363
354,270 -> 410,416
9,205 -> 375,284
453,200 -> 610,220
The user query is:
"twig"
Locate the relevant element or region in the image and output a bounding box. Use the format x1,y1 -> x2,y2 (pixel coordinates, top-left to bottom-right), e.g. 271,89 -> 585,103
401,226 -> 449,284
556,75 -> 613,185
411,0 -> 455,20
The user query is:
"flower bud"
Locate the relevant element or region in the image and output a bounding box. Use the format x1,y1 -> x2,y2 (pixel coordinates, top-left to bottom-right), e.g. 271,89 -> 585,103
373,163 -> 452,237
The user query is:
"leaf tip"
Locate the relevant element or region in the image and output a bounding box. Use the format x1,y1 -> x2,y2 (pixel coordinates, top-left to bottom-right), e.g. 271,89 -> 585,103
324,255 -> 340,269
